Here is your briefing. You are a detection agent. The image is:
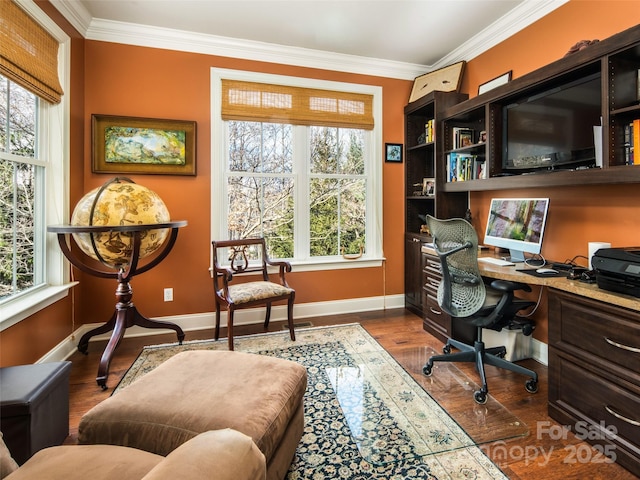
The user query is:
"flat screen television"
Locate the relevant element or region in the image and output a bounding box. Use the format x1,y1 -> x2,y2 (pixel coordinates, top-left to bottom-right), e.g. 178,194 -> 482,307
484,197 -> 550,263
503,73 -> 601,172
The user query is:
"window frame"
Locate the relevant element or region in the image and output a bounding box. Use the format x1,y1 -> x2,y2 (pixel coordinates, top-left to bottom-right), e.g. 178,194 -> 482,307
0,0 -> 71,331
211,68 -> 383,271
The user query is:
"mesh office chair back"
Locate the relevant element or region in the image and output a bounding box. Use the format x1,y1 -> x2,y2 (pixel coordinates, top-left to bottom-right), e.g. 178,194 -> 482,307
427,215 -> 485,318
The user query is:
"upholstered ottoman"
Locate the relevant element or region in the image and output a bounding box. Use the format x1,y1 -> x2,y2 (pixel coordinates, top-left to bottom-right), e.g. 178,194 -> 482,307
78,350 -> 307,480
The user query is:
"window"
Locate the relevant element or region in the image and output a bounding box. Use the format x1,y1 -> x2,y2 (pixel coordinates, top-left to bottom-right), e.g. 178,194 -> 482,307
0,2 -> 70,329
212,69 -> 382,269
0,76 -> 43,299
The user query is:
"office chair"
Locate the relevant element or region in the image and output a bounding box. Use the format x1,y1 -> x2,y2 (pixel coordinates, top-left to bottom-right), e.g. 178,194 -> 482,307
422,215 -> 538,404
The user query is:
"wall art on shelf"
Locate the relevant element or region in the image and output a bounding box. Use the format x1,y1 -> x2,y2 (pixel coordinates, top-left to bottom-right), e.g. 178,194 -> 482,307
409,61 -> 466,103
478,71 -> 512,95
385,143 -> 403,163
92,114 -> 197,175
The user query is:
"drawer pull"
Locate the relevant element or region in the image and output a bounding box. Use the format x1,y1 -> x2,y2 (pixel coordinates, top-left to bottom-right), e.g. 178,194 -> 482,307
605,405 -> 640,427
429,307 -> 442,315
604,337 -> 640,353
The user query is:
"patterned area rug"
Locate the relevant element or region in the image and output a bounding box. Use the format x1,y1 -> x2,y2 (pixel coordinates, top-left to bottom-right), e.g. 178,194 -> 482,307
117,324 -> 509,479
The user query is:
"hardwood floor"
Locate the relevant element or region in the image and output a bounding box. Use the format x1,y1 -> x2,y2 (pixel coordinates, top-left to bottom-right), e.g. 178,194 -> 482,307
65,308 -> 638,479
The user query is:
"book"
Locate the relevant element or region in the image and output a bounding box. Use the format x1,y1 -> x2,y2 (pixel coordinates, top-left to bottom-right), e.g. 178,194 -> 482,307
624,122 -> 632,165
425,119 -> 435,143
634,119 -> 640,165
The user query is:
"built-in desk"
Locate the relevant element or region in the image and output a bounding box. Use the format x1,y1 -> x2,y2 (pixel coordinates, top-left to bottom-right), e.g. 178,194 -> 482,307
477,257 -> 640,312
478,255 -> 640,476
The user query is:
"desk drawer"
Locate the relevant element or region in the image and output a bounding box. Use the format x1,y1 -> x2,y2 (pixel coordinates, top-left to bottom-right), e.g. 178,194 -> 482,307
424,257 -> 442,276
549,350 -> 640,470
425,292 -> 449,327
549,290 -> 640,373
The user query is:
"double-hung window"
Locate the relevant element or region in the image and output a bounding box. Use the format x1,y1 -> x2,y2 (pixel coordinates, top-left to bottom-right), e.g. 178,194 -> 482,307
211,69 -> 382,268
0,0 -> 70,329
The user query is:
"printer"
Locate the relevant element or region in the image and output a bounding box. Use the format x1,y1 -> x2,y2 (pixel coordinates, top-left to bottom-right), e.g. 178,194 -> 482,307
591,247 -> 640,298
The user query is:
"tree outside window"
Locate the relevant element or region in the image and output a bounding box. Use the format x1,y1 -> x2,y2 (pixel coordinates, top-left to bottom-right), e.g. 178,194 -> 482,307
226,121 -> 366,260
0,75 -> 41,300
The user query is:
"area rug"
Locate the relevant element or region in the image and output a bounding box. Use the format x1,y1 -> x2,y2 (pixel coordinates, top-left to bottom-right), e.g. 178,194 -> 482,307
117,324 -> 510,479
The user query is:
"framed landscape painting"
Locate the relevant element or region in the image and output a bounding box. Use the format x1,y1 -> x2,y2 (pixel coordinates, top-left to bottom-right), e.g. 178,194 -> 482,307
92,114 -> 197,175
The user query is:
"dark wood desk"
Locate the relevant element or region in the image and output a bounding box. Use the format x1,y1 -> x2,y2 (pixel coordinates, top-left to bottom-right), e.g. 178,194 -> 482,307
479,255 -> 640,476
477,257 -> 640,312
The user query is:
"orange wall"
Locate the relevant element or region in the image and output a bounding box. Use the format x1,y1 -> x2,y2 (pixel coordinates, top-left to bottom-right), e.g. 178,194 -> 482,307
73,43 -> 410,326
462,1 -> 640,99
1,0 -> 639,365
464,2 -> 640,343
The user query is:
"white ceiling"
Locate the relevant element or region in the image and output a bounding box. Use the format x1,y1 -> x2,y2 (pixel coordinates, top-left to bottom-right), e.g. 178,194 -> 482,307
52,0 -> 568,79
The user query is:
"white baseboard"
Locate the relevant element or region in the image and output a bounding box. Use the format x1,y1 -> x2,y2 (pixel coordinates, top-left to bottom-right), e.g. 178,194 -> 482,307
531,337 -> 548,366
38,292 -> 549,367
38,294 -> 405,363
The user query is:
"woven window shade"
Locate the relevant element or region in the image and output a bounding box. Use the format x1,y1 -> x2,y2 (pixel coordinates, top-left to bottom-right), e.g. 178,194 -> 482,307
222,80 -> 374,130
0,0 -> 63,104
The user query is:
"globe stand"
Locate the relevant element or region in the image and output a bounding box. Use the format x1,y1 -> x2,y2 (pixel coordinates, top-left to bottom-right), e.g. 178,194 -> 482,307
48,221 -> 187,389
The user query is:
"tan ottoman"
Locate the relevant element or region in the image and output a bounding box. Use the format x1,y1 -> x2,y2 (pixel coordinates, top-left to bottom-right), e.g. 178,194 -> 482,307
78,351 -> 307,480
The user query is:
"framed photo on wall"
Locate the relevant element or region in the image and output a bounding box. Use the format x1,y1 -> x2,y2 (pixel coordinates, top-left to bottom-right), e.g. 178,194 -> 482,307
92,114 -> 197,175
385,143 -> 403,163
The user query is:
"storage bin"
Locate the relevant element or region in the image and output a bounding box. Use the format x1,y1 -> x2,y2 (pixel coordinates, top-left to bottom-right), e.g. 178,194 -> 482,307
0,361 -> 71,465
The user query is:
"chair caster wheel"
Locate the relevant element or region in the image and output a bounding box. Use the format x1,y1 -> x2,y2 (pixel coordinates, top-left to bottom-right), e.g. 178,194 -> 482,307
474,390 -> 488,404
423,363 -> 433,376
443,344 -> 452,355
525,378 -> 538,393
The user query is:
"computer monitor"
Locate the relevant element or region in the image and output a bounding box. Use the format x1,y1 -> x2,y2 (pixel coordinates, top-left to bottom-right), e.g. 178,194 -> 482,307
483,197 -> 550,263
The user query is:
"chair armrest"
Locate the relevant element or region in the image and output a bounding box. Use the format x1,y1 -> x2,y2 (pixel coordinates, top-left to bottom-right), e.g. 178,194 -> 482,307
490,279 -> 532,293
265,258 -> 292,286
212,266 -> 234,298
142,429 -> 266,480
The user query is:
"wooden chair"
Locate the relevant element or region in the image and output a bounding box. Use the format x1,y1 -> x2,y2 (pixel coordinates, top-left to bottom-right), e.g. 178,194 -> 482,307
211,238 -> 296,350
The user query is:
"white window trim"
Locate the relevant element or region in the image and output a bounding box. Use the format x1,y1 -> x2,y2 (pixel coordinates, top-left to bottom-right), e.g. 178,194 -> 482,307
0,0 -> 72,331
210,68 -> 384,272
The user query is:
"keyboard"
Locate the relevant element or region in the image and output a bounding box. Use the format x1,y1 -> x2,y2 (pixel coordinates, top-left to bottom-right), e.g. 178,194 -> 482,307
478,257 -> 515,266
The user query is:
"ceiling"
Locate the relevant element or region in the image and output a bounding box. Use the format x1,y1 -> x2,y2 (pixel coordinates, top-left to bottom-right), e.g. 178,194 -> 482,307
53,0 -> 567,79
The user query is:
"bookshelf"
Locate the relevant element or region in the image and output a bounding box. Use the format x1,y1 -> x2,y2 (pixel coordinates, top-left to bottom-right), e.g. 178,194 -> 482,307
440,23 -> 640,193
403,90 -> 467,317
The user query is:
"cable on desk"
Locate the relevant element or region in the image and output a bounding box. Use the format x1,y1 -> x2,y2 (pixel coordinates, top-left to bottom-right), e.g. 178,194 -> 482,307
519,284 -> 545,317
524,254 -> 546,268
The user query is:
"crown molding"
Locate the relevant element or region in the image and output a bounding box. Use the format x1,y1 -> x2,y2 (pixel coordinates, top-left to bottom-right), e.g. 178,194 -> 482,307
50,0 -> 567,80
49,0 -> 92,36
433,0 -> 569,68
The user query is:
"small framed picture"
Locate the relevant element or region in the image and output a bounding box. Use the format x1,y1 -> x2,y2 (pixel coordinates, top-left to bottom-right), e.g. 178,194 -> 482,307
423,177 -> 435,196
385,143 -> 403,163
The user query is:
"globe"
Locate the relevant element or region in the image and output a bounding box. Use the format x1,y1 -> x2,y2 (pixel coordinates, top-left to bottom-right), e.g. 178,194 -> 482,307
70,178 -> 170,267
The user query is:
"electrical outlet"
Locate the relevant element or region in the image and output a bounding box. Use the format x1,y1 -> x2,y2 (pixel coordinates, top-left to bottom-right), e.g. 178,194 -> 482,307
163,288 -> 173,302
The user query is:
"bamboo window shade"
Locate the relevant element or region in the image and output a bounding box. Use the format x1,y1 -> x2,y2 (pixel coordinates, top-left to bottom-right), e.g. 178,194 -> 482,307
0,0 -> 63,104
221,80 -> 374,130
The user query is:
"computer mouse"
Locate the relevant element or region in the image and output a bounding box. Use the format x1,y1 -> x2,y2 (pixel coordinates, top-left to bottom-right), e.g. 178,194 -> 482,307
536,267 -> 559,275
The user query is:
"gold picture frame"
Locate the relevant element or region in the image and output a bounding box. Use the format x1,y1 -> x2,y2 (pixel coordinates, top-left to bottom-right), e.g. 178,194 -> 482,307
409,61 -> 466,103
92,114 -> 197,175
